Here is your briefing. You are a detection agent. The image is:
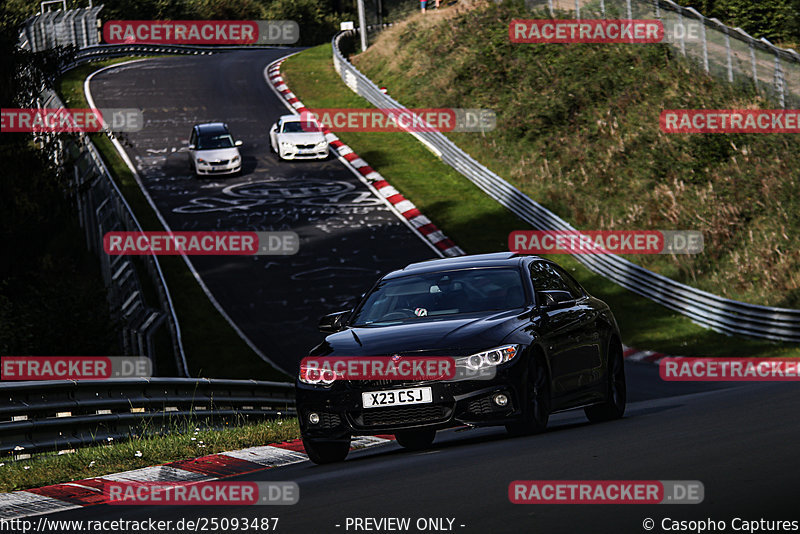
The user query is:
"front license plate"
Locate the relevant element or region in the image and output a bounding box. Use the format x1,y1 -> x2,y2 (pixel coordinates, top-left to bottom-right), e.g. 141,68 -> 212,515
362,387 -> 433,409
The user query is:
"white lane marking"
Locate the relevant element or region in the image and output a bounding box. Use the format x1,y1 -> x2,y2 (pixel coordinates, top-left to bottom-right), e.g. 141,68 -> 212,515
0,492 -> 79,520
100,465 -> 211,483
85,58 -> 291,377
224,445 -> 308,467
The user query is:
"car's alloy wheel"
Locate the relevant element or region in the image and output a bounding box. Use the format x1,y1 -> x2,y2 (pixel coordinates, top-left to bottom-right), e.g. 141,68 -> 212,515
506,357 -> 550,436
584,340 -> 626,422
395,429 -> 436,451
302,437 -> 351,464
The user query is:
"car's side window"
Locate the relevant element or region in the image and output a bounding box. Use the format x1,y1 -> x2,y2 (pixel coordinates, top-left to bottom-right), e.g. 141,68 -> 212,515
550,265 -> 585,300
529,262 -> 581,300
190,130 -> 196,147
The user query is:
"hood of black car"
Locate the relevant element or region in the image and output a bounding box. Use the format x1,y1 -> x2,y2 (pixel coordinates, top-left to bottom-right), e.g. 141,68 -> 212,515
314,309 -> 527,357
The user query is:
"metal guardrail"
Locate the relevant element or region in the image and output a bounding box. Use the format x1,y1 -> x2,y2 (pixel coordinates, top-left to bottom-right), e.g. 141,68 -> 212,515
61,43 -> 288,72
0,379 -> 295,456
332,30 -> 800,343
35,87 -> 189,375
20,43 -> 292,377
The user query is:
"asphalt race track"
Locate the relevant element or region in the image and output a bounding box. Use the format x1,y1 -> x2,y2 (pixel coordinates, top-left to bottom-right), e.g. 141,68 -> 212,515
87,50 -> 437,376
78,51 -> 800,533
47,362 -> 800,533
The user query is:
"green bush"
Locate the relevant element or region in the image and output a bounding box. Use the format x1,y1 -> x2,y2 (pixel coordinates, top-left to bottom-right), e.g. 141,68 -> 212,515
673,0 -> 800,46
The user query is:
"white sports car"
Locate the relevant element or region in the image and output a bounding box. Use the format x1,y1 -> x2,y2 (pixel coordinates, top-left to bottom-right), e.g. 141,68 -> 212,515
269,114 -> 328,160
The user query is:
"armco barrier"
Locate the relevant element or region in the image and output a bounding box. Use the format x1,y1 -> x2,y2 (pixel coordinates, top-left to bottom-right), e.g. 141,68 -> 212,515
34,87 -> 188,376
331,30 -> 800,343
0,378 -> 295,456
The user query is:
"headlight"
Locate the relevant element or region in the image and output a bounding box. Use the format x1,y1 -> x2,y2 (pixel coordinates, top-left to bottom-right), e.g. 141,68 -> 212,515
458,344 -> 519,370
315,141 -> 328,149
281,142 -> 294,149
232,156 -> 240,163
299,364 -> 339,386
196,158 -> 206,163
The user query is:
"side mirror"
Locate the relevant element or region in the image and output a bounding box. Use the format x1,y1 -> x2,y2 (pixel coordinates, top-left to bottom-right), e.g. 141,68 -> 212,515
270,124 -> 278,131
537,290 -> 574,308
318,310 -> 351,334
234,140 -> 243,147
187,144 -> 195,150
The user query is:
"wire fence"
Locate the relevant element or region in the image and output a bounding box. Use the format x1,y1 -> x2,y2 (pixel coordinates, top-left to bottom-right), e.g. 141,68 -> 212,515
19,5 -> 103,52
526,0 -> 800,108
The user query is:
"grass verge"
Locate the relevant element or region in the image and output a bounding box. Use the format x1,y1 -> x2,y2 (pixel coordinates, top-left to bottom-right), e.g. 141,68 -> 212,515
0,417 -> 299,493
58,58 -> 288,380
281,43 -> 800,358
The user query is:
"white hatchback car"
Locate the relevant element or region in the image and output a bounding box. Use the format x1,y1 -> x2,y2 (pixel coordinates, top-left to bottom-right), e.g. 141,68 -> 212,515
269,114 -> 328,160
188,122 -> 242,177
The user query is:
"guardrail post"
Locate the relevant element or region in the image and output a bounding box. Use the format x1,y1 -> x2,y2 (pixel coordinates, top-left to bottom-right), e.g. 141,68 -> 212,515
749,42 -> 758,90
548,0 -> 554,18
575,0 -> 580,19
626,0 -> 632,20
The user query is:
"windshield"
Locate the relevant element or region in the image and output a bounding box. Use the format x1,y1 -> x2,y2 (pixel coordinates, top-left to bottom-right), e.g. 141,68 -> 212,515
282,120 -> 320,133
350,268 -> 527,326
197,133 -> 235,150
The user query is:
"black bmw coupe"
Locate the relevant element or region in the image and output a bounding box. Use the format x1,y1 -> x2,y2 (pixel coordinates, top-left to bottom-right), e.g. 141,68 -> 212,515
295,252 -> 626,464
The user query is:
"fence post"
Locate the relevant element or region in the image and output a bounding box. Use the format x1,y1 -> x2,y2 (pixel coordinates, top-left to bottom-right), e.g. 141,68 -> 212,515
654,0 -> 660,19
548,0 -> 553,17
724,31 -> 733,83
700,16 -> 709,72
600,0 -> 605,18
575,0 -> 580,19
774,54 -> 786,109
626,0 -> 632,19
749,42 -> 758,90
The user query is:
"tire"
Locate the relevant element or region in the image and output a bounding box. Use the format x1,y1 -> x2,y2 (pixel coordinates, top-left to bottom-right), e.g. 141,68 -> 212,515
584,339 -> 626,423
395,429 -> 436,451
506,354 -> 550,436
302,437 -> 350,464
189,159 -> 199,178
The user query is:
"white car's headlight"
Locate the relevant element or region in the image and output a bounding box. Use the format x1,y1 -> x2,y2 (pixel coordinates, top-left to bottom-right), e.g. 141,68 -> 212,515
196,158 -> 206,164
315,141 -> 328,149
281,142 -> 294,149
232,156 -> 240,163
457,344 -> 519,370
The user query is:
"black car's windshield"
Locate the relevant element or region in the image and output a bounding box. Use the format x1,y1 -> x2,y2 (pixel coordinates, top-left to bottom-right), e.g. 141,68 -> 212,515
350,268 -> 527,326
197,133 -> 235,150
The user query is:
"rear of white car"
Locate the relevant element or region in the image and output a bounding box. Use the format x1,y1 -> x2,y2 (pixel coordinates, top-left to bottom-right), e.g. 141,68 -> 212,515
188,123 -> 242,176
270,115 -> 328,160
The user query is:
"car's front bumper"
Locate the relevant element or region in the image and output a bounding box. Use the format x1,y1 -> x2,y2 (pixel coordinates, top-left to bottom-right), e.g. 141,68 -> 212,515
279,146 -> 328,160
195,161 -> 241,175
296,363 -> 528,441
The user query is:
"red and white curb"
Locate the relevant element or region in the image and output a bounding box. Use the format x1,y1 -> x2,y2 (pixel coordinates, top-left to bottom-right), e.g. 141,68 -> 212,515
623,345 -> 684,365
265,58 -> 464,258
0,435 -> 394,520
